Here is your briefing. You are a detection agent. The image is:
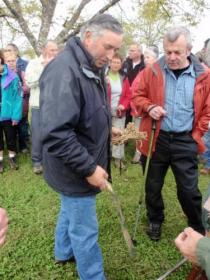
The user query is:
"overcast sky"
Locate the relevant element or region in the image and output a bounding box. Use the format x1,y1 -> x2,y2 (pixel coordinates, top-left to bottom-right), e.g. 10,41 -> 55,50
3,0 -> 209,54
117,0 -> 209,53
191,13 -> 210,52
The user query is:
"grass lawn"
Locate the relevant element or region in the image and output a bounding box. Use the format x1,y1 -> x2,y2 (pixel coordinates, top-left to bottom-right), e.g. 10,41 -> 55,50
0,143 -> 209,280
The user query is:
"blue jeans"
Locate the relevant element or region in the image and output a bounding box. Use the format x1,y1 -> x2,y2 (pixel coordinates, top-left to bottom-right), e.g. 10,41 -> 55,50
31,108 -> 42,166
55,195 -> 106,280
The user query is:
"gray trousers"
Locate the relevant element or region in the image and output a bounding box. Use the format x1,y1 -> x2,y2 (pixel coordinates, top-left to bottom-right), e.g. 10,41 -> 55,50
31,108 -> 42,166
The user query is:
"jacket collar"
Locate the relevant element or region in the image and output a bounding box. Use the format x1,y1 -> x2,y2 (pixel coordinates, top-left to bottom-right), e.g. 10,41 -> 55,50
157,54 -> 206,79
1,65 -> 16,89
65,36 -> 106,80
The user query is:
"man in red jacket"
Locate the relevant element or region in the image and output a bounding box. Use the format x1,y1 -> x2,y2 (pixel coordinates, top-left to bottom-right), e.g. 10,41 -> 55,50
132,26 -> 210,241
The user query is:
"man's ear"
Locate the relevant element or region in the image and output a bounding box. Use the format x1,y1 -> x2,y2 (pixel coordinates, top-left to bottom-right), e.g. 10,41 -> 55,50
187,48 -> 192,57
83,31 -> 93,45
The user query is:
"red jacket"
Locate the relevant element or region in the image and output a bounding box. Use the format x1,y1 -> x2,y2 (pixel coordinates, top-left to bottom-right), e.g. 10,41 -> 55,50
132,56 -> 210,155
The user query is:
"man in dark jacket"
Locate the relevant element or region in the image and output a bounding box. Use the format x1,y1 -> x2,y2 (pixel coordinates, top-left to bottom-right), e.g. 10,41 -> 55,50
39,14 -> 123,280
123,43 -> 145,85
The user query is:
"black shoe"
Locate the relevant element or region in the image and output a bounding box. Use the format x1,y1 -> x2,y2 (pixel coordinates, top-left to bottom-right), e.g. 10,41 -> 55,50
9,157 -> 18,170
146,223 -> 161,241
0,161 -> 3,174
55,256 -> 76,265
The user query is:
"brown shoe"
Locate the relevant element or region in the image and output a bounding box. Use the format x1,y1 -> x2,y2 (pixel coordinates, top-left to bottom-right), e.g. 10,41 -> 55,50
200,168 -> 210,175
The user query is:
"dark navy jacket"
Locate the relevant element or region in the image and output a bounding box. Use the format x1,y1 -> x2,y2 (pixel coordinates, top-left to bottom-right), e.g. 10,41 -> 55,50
122,56 -> 145,85
17,57 -> 28,72
39,37 -> 111,197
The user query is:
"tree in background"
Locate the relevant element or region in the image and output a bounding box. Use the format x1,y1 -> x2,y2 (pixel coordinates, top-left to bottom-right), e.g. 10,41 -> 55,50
122,0 -> 209,52
0,0 -> 121,55
0,0 -> 209,56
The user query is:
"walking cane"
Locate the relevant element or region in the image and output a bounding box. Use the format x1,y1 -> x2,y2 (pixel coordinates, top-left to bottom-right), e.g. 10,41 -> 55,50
156,257 -> 187,280
105,180 -> 136,257
132,119 -> 156,245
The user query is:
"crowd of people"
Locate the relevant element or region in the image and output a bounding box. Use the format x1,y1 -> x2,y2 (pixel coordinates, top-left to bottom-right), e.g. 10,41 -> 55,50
0,13 -> 210,280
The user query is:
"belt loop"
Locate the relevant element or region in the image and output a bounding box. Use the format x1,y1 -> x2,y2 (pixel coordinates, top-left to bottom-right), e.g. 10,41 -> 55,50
169,132 -> 173,141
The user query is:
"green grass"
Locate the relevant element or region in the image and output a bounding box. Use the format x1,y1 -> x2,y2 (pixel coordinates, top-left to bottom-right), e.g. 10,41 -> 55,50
0,143 -> 209,280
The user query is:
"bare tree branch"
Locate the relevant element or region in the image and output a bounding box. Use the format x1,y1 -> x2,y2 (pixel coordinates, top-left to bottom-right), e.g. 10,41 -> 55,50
37,0 -> 57,50
0,10 -> 13,17
63,0 -> 92,28
1,0 -> 208,55
95,0 -> 121,14
4,17 -> 21,33
2,0 -> 39,53
156,0 -> 171,19
55,0 -> 92,44
56,0 -> 121,44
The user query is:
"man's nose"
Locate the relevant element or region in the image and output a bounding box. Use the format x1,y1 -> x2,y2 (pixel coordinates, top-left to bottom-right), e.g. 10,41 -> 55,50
169,53 -> 176,60
106,49 -> 115,60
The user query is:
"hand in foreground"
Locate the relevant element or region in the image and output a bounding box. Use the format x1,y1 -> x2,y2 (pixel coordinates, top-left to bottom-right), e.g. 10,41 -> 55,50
175,227 -> 204,264
112,127 -> 122,136
0,208 -> 9,246
148,105 -> 166,120
86,165 -> 108,191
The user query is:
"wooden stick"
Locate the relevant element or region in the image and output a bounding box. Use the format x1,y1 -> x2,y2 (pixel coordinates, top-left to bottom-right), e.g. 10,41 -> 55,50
105,181 -> 136,257
156,258 -> 187,280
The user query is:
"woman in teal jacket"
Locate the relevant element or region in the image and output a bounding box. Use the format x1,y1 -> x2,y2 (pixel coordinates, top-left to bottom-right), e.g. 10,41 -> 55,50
0,50 -> 22,173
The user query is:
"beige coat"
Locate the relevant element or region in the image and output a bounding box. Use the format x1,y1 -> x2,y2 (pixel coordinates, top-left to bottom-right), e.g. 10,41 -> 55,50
25,55 -> 44,108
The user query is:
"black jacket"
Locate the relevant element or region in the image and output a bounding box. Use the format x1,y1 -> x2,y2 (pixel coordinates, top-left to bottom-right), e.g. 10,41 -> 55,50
39,37 -> 111,197
122,56 -> 145,85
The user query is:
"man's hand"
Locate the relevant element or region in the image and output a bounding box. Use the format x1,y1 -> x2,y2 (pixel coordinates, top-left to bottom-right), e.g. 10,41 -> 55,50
175,227 -> 204,264
12,121 -> 18,126
112,127 -> 122,137
86,165 -> 108,191
116,105 -> 125,118
117,105 -> 125,111
148,105 -> 166,120
0,208 -> 8,246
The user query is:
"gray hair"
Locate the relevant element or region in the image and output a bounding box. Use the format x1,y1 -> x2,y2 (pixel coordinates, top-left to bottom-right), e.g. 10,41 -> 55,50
204,38 -> 210,48
80,14 -> 123,40
43,40 -> 58,49
129,42 -> 142,52
5,43 -> 19,55
145,45 -> 159,58
164,26 -> 192,49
